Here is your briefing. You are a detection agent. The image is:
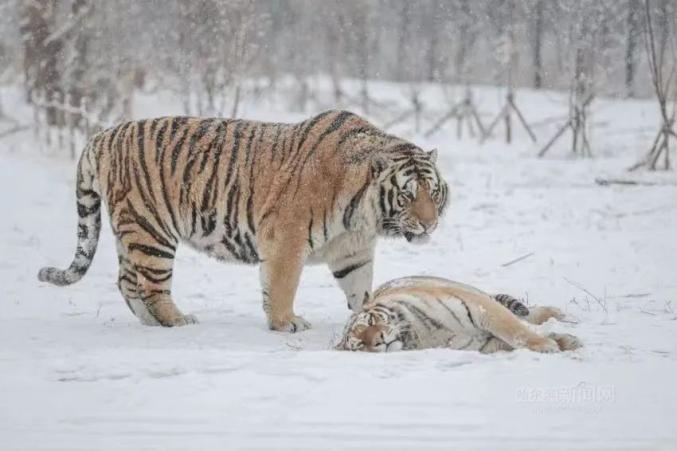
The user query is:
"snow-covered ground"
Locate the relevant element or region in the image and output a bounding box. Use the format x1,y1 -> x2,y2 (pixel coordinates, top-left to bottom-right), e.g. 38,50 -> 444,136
1,82 -> 677,450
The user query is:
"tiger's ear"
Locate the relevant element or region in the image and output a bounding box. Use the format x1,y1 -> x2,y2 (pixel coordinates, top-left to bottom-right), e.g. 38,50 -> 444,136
370,154 -> 390,178
428,148 -> 438,163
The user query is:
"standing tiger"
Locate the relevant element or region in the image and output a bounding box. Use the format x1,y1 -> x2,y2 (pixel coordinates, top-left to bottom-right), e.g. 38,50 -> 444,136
38,110 -> 449,332
337,276 -> 582,353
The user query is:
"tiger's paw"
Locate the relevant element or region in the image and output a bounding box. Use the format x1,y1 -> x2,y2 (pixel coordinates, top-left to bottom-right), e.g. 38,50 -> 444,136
159,313 -> 199,327
548,333 -> 583,351
526,336 -> 560,353
269,315 -> 312,333
526,306 -> 566,325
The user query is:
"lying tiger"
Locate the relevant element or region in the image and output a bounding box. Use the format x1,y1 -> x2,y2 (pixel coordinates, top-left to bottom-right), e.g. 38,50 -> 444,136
38,110 -> 448,332
337,276 -> 582,353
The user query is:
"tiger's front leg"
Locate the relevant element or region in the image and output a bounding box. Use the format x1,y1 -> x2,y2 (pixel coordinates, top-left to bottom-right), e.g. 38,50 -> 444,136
259,241 -> 311,333
328,246 -> 375,312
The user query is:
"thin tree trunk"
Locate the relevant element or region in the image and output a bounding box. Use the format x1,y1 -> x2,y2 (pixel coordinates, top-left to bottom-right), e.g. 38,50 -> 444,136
625,0 -> 641,97
533,0 -> 544,89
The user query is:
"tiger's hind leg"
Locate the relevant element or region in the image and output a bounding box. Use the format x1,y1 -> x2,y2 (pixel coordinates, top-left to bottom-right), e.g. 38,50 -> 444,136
258,236 -> 311,333
115,226 -> 197,327
464,293 -> 580,352
115,240 -> 159,326
465,294 -> 560,353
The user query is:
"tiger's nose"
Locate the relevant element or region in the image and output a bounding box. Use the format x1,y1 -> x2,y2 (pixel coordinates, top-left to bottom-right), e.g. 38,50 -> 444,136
421,219 -> 437,233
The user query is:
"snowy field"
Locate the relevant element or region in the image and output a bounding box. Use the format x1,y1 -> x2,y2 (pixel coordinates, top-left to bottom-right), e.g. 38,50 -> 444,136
1,82 -> 677,450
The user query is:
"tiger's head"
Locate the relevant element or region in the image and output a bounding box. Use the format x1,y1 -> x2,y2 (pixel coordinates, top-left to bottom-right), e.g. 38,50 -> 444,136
336,304 -> 404,352
372,148 -> 449,244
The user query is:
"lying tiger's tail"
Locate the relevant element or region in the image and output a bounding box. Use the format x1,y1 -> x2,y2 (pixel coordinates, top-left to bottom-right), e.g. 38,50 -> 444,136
493,293 -> 530,317
38,140 -> 101,286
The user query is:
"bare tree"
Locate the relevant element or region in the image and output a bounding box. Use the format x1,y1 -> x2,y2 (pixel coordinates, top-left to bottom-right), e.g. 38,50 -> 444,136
425,0 -> 442,83
20,0 -> 62,125
532,0 -> 545,89
625,0 -> 642,97
629,0 -> 676,171
483,0 -> 537,144
538,2 -> 617,157
228,0 -> 268,117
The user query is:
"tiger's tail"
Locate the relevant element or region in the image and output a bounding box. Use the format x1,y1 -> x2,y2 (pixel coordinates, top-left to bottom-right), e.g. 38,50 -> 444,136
493,293 -> 530,317
38,140 -> 101,286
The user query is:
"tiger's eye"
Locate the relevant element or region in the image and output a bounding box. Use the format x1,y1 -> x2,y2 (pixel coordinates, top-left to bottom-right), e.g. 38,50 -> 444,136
398,192 -> 414,204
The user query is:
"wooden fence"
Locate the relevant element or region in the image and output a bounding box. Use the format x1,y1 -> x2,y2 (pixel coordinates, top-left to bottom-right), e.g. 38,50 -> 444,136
30,90 -> 107,159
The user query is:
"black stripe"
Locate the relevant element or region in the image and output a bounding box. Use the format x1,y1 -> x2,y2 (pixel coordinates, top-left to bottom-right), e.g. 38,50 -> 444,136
75,242 -> 95,260
201,211 -> 216,237
70,262 -> 88,274
242,123 -> 257,165
457,337 -> 476,350
137,265 -> 171,275
221,236 -> 243,261
342,177 -> 370,229
397,302 -> 445,330
154,119 -> 168,163
494,294 -> 529,316
182,119 -> 212,183
225,183 -> 239,235
141,289 -> 172,303
300,110 -> 354,166
200,121 -> 228,212
127,243 -> 175,259
118,274 -> 136,286
77,188 -> 98,198
479,339 -> 494,353
456,298 -> 477,328
307,209 -> 314,249
170,122 -> 190,175
77,224 -> 88,239
269,124 -> 282,163
295,110 -> 334,154
197,121 -> 222,172
77,201 -> 100,217
224,122 -> 245,190
136,266 -> 173,284
244,125 -> 258,234
159,125 -> 189,237
322,208 -> 329,242
243,233 -> 259,263
137,120 -> 161,213
290,112 -> 356,200
435,298 -> 464,327
125,199 -> 175,250
332,260 -> 369,279
378,186 -> 387,216
131,164 -> 176,241
337,125 -> 372,149
387,143 -> 418,155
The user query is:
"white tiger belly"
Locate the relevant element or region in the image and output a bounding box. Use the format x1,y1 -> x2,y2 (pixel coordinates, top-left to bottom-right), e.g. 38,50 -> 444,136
383,294 -> 490,350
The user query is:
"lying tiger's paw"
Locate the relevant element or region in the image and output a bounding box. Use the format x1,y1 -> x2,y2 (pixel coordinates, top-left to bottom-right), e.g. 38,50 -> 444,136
548,333 -> 583,351
269,315 -> 312,333
527,306 -> 566,325
527,336 -> 560,353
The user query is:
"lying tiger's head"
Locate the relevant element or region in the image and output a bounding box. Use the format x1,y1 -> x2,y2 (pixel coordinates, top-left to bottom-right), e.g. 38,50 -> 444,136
336,304 -> 404,352
372,148 -> 449,244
